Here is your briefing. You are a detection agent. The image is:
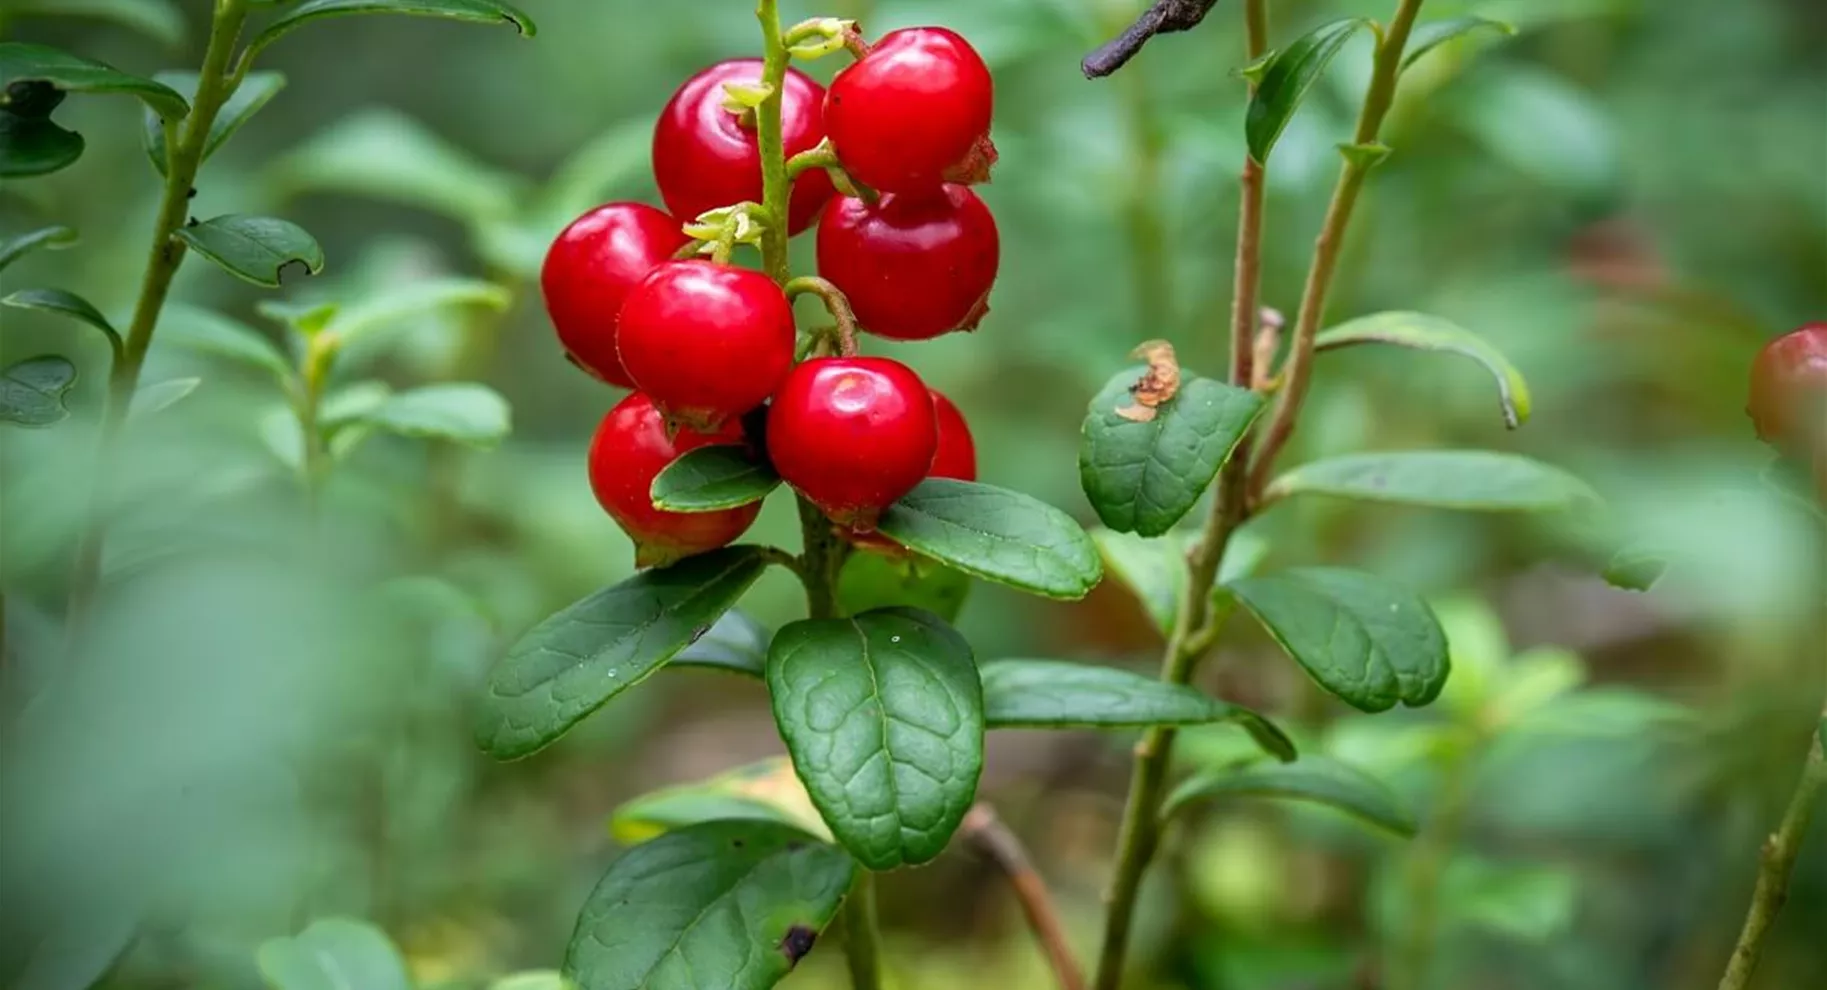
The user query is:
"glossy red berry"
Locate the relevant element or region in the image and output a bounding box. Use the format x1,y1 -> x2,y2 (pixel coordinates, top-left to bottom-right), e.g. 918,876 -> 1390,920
541,202 -> 689,388
617,260 -> 796,432
929,390 -> 977,481
652,59 -> 834,235
588,392 -> 759,568
826,27 -> 995,194
816,185 -> 998,341
768,357 -> 938,530
1749,322 -> 1827,451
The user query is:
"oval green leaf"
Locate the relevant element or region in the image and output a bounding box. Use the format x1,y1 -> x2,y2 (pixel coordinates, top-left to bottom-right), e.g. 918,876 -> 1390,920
564,820 -> 853,990
2,288 -> 122,356
1080,367 -> 1265,537
1163,756 -> 1417,836
836,550 -> 971,623
1314,311 -> 1532,428
271,107 -> 523,226
0,355 -> 77,428
0,112 -> 85,177
767,608 -> 984,870
669,607 -> 771,678
248,0 -> 537,61
256,918 -> 411,990
129,377 -> 200,419
475,546 -> 769,760
1245,18 -> 1373,163
1263,450 -> 1597,513
6,0 -> 187,48
1228,568 -> 1448,713
609,757 -> 827,846
0,41 -> 189,119
144,70 -> 286,175
1401,16 -> 1516,71
0,224 -> 78,272
176,214 -> 324,287
875,478 -> 1102,601
157,304 -> 293,381
980,659 -> 1296,760
651,445 -> 781,513
355,382 -> 510,448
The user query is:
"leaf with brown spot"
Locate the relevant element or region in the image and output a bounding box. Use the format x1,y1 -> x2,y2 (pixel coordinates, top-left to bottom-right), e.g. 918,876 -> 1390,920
1115,339 -> 1180,422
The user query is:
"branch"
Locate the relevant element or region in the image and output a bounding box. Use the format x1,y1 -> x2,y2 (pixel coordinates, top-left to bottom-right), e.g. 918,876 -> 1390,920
1082,0 -> 1222,79
964,804 -> 1086,990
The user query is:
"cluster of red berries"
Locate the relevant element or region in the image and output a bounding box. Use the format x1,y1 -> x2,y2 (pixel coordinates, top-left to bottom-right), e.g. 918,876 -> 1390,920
541,26 -> 998,566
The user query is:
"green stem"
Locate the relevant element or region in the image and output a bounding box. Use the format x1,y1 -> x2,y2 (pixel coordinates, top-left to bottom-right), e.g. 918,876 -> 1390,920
755,0 -> 791,286
842,871 -> 885,990
1394,734 -> 1478,989
1091,7 -> 1273,987
294,333 -> 338,513
785,275 -> 861,356
1247,0 -> 1427,500
66,0 -> 252,627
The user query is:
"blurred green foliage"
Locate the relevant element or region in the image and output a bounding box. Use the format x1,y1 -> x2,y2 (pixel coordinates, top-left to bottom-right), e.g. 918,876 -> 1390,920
2,0 -> 1824,988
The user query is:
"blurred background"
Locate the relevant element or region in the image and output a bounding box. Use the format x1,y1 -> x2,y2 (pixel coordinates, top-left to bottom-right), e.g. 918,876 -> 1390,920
2,0 -> 1825,987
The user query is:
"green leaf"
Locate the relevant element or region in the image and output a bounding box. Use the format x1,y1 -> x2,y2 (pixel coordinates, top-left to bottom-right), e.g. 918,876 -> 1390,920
876,479 -> 1102,601
176,215 -> 325,288
1091,527 -> 1272,636
129,377 -> 199,418
1163,756 -> 1416,836
669,608 -> 771,678
489,973 -> 567,990
979,659 -> 1295,759
143,70 -> 286,175
564,821 -> 853,990
248,1 -> 536,69
1079,367 -> 1265,537
0,225 -> 78,272
651,445 -> 781,513
270,108 -> 522,226
0,42 -> 188,119
157,304 -> 293,381
837,550 -> 971,623
1263,451 -> 1597,513
256,918 -> 411,990
1401,16 -> 1516,71
0,355 -> 77,427
0,109 -> 85,177
5,0 -> 186,48
767,608 -> 984,870
1228,568 -> 1448,713
325,276 -> 511,345
353,382 -> 509,448
609,757 -> 827,846
475,547 -> 769,760
1245,19 -> 1373,163
1602,545 -> 1666,593
1314,311 -> 1532,428
1,288 -> 121,355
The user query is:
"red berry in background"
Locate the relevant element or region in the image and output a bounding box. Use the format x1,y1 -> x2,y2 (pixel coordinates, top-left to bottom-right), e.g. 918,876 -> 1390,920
541,202 -> 688,388
817,185 -> 999,341
768,357 -> 939,530
1749,322 -> 1827,451
826,27 -> 995,194
617,260 -> 796,432
588,392 -> 760,568
929,390 -> 978,481
653,59 -> 834,235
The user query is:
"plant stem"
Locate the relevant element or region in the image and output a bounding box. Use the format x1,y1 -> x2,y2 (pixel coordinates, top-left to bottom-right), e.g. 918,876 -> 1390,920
754,0 -> 791,286
965,804 -> 1086,990
842,871 -> 885,990
785,275 -> 861,356
1091,6 -> 1271,988
66,0 -> 251,626
1393,733 -> 1478,990
1715,704 -> 1827,990
294,333 -> 338,513
1247,0 -> 1426,499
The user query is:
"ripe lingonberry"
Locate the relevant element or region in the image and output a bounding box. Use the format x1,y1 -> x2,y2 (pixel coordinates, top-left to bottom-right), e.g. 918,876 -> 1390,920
588,392 -> 760,568
542,202 -> 689,387
816,185 -> 999,341
1749,322 -> 1827,452
768,357 -> 938,530
825,27 -> 995,194
930,390 -> 978,481
653,59 -> 834,235
617,260 -> 796,432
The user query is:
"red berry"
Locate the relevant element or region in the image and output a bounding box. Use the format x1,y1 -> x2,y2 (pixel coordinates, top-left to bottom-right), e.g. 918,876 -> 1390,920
816,185 -> 998,341
826,27 -> 995,194
652,59 -> 834,235
1749,322 -> 1827,451
929,390 -> 977,481
588,392 -> 760,568
617,260 -> 796,432
541,202 -> 688,388
768,357 -> 938,530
